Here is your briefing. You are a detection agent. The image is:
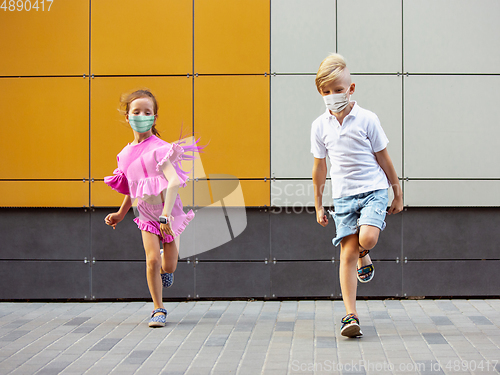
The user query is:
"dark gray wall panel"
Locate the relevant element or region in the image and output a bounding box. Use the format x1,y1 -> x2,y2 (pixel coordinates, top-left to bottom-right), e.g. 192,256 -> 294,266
91,209 -> 145,261
372,213 -> 402,260
271,261 -> 336,298
195,262 -> 270,298
0,208 -> 90,260
352,261 -> 403,298
403,208 -> 500,260
0,261 -> 89,299
193,208 -> 270,261
270,209 -> 335,260
92,261 -> 195,300
403,261 -> 500,297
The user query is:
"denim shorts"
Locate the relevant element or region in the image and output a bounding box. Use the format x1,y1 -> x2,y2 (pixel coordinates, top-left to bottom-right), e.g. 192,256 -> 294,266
331,189 -> 389,247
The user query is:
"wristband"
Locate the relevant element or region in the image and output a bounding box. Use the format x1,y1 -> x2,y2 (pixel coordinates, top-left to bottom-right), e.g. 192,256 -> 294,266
159,215 -> 169,224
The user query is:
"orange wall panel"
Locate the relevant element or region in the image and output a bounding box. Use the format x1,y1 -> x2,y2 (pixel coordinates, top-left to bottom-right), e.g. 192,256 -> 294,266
194,179 -> 269,207
90,76 -> 193,180
195,0 -> 270,74
91,180 -> 193,208
91,0 -> 192,75
0,77 -> 89,179
0,0 -> 89,76
0,181 -> 88,207
194,75 -> 270,179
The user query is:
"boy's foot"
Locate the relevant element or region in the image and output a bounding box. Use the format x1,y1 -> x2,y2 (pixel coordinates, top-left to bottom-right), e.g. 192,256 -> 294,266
357,249 -> 375,283
341,313 -> 363,337
149,308 -> 167,328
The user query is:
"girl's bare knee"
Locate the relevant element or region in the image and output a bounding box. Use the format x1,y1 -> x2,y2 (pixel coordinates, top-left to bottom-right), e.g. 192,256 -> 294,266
146,255 -> 161,272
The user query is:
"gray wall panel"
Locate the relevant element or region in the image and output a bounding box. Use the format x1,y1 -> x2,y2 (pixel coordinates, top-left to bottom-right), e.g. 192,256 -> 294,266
271,75 -> 326,179
403,0 -> 500,73
92,261 -> 194,300
193,208 -> 270,261
195,262 -> 271,298
353,261 -> 403,298
338,0 -> 402,73
270,209 -> 335,261
404,75 -> 500,179
403,208 -> 500,260
271,0 -> 335,73
0,261 -> 89,299
0,208 -> 90,260
403,261 -> 500,297
271,261 -> 336,298
91,209 -> 145,261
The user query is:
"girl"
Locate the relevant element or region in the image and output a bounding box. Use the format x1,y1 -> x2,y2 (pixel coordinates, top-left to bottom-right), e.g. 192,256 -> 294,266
104,89 -> 201,328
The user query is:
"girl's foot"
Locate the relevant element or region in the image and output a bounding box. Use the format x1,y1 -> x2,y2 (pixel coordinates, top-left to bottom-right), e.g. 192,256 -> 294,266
341,313 -> 363,337
160,272 -> 174,288
357,248 -> 374,283
149,308 -> 167,328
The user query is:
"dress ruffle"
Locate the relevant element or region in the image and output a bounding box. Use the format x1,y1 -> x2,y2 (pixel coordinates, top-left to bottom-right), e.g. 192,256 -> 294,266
104,168 -> 130,195
133,209 -> 195,243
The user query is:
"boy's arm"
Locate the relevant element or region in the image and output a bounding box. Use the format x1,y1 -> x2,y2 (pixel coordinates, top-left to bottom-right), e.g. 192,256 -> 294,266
375,148 -> 403,215
312,157 -> 329,226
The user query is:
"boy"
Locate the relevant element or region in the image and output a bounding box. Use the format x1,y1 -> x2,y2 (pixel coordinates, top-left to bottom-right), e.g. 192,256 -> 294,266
311,54 -> 403,337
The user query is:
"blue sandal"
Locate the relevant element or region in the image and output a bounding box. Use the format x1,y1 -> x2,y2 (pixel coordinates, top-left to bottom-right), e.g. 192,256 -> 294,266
149,308 -> 167,328
159,249 -> 174,288
341,313 -> 363,337
161,272 -> 174,288
357,249 -> 375,283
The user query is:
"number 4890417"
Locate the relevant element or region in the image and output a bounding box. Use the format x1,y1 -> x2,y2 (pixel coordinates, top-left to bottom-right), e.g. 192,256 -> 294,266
1,0 -> 54,11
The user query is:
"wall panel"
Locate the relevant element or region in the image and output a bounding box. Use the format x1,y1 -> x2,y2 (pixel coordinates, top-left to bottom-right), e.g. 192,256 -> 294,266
403,0 -> 500,73
337,0 -> 402,73
195,0 -> 270,74
194,75 -> 270,179
271,75 -> 326,178
90,76 -> 193,180
91,0 -> 192,75
0,0 -> 89,76
0,181 -> 89,208
0,78 -> 89,180
404,75 -> 500,179
271,0 -> 335,73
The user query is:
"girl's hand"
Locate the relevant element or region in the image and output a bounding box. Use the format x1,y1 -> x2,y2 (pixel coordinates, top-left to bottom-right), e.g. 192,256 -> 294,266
160,216 -> 175,238
388,196 -> 403,215
316,207 -> 329,227
105,212 -> 123,229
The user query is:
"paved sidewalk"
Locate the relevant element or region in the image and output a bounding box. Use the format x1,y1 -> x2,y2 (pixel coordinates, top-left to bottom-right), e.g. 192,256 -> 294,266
0,299 -> 499,375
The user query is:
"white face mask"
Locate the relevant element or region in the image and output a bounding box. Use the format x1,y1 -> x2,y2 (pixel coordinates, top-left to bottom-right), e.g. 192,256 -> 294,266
323,87 -> 350,113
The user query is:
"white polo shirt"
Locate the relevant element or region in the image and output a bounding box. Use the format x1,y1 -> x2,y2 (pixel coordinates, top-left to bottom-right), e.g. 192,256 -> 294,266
311,102 -> 390,199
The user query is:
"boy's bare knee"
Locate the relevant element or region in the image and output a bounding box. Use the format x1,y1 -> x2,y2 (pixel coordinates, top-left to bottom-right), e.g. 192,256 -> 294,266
359,233 -> 378,250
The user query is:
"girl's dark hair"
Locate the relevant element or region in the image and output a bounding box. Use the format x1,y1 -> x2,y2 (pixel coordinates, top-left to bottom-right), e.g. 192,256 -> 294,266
120,89 -> 161,137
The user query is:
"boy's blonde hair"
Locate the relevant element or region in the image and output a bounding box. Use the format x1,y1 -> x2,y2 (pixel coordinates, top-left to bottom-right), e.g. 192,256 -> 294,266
315,53 -> 348,93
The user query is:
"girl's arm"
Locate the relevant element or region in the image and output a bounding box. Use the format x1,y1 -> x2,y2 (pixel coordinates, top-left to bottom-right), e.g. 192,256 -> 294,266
312,157 -> 329,227
375,148 -> 403,215
160,159 -> 181,237
105,195 -> 132,229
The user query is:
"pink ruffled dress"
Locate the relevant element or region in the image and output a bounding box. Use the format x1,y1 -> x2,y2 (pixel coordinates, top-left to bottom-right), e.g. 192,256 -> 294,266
104,135 -> 199,243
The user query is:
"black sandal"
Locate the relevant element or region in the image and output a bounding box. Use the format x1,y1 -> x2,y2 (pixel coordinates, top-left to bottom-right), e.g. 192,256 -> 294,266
357,249 -> 375,283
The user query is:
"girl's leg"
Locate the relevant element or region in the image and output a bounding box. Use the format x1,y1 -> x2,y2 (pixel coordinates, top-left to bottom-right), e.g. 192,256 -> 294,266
161,235 -> 180,274
339,234 -> 360,315
142,230 -> 164,312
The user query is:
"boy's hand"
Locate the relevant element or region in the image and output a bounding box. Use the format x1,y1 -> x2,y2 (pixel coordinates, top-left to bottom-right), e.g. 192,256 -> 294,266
316,207 -> 329,227
388,196 -> 403,215
105,212 -> 123,229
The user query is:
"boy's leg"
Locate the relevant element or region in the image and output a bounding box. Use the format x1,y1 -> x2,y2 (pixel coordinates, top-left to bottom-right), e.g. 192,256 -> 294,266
357,225 -> 381,281
339,233 -> 361,315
